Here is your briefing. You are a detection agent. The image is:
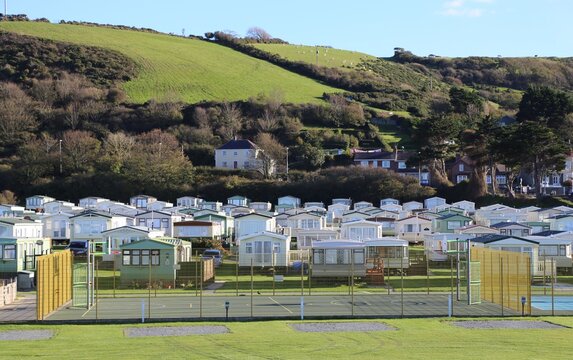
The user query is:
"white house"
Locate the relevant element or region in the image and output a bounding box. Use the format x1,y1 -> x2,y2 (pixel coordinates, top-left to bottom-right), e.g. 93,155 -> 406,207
79,197 -> 110,209
129,195 -> 157,210
311,240 -> 366,277
215,139 -> 271,173
25,195 -> 55,211
0,204 -> 25,217
364,238 -> 409,270
234,213 -> 276,238
424,197 -> 447,211
380,203 -> 403,213
101,225 -> 164,254
134,211 -> 182,237
526,235 -> 573,270
353,201 -> 373,211
227,195 -> 250,207
43,200 -> 82,214
341,220 -> 383,241
471,234 -> 540,275
424,233 -> 474,261
490,222 -> 532,237
395,215 -> 432,243
327,203 -> 350,224
452,200 -> 476,212
200,201 -> 223,212
277,196 -> 301,212
403,201 -> 423,212
174,220 -> 223,240
380,198 -> 400,207
228,206 -> 254,218
455,224 -> 499,237
332,198 -> 352,206
238,232 -> 291,267
147,201 -> 173,211
42,212 -> 73,245
69,210 -> 129,252
96,202 -> 140,219
304,202 -> 325,209
341,210 -> 372,223
296,229 -> 339,249
0,218 -> 50,272
287,212 -> 327,239
250,202 -> 272,212
176,196 -> 203,208
548,214 -> 573,231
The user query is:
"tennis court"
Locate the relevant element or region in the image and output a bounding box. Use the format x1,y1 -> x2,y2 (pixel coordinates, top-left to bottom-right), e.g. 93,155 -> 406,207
45,293 -> 513,322
531,296 -> 573,312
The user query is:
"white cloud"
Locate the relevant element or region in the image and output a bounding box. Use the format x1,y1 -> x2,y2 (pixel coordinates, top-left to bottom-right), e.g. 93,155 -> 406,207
440,0 -> 493,17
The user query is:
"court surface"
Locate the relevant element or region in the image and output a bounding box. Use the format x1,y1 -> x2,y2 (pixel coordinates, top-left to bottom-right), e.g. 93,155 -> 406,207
45,293 -> 514,322
531,296 -> 573,311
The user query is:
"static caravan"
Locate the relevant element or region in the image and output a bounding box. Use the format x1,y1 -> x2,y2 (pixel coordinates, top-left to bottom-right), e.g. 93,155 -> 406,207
311,240 -> 366,277
238,232 -> 290,267
364,238 -> 409,270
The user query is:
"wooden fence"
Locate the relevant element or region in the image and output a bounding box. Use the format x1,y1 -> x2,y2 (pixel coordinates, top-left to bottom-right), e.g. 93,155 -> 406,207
36,251 -> 72,320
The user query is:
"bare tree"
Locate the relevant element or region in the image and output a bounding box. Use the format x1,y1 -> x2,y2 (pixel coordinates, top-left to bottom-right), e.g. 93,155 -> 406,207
254,133 -> 285,178
216,102 -> 243,141
256,108 -> 280,133
62,130 -> 101,173
0,97 -> 37,149
0,190 -> 17,205
192,107 -> 210,129
102,132 -> 135,172
65,101 -> 81,129
246,27 -> 272,41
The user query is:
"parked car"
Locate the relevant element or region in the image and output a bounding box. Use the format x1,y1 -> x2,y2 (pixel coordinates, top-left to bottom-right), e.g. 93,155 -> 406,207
202,249 -> 222,267
65,240 -> 89,256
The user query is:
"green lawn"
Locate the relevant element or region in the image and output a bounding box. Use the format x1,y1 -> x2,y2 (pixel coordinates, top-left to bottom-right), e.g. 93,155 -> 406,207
0,22 -> 341,104
253,43 -> 376,69
1,318 -> 572,359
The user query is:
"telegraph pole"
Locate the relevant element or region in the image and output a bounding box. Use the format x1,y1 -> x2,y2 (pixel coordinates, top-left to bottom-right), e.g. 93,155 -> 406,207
3,0 -> 7,18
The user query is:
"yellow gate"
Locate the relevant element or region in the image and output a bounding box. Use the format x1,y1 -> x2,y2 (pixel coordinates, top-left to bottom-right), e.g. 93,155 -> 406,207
471,247 -> 531,315
36,250 -> 72,320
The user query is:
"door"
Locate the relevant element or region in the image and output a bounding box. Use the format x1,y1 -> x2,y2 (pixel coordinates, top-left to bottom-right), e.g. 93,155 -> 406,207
233,161 -> 238,169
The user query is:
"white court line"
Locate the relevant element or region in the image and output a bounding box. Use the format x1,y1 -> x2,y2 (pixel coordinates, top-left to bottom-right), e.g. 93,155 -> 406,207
268,297 -> 293,314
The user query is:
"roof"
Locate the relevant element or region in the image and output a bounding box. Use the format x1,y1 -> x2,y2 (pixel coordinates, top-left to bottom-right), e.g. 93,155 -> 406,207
238,231 -> 289,242
0,218 -> 39,225
437,214 -> 472,221
532,230 -> 565,237
353,150 -> 414,161
174,220 -> 217,227
396,215 -> 432,222
70,210 -> 114,219
234,213 -> 273,220
135,210 -> 173,217
490,222 -> 531,229
120,237 -> 189,248
471,234 -> 539,245
217,139 -> 258,150
311,240 -> 365,249
101,225 -> 159,234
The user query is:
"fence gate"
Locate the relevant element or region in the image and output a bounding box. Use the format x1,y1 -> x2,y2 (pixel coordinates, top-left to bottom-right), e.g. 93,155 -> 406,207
36,251 -> 72,320
72,254 -> 95,308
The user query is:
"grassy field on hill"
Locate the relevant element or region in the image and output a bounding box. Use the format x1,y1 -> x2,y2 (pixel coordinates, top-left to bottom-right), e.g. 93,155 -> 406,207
253,43 -> 376,69
1,318 -> 572,359
0,22 -> 341,104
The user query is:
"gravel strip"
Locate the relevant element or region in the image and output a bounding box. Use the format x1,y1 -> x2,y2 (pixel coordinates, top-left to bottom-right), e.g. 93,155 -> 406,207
290,322 -> 394,333
124,326 -> 229,338
0,330 -> 54,341
451,320 -> 566,329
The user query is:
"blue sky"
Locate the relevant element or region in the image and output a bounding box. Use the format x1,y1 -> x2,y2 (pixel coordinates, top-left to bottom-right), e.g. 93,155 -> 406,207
6,0 -> 572,57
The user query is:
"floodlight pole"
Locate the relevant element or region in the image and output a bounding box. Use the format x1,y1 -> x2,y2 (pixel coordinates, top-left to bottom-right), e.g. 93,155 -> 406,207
3,0 -> 6,18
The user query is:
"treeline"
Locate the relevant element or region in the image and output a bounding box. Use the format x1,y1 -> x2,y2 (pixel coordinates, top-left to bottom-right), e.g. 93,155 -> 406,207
392,50 -> 573,92
0,32 -> 138,86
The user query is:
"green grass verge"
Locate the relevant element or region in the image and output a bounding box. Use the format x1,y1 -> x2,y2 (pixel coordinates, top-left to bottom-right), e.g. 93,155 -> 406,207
0,22 -> 342,104
253,43 -> 376,69
1,318 -> 572,359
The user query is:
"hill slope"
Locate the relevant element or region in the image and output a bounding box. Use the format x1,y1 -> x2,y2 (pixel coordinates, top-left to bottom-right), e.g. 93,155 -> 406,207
0,22 -> 341,104
253,43 -> 375,69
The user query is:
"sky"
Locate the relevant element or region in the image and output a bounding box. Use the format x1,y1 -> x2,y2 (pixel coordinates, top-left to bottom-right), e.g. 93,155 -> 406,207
5,0 -> 573,57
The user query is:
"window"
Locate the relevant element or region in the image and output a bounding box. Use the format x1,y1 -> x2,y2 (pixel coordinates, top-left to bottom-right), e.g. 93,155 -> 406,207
456,175 -> 468,183
222,151 -> 226,156
398,161 -> 406,169
3,244 -> 16,259
560,245 -> 566,256
246,243 -> 253,254
459,164 -> 464,171
496,175 -> 507,185
313,249 -> 324,264
222,161 -> 227,167
233,151 -> 238,156
273,242 -> 281,254
447,221 -> 462,230
486,175 -> 492,184
381,160 -> 391,168
552,174 -> 560,185
122,249 -> 161,266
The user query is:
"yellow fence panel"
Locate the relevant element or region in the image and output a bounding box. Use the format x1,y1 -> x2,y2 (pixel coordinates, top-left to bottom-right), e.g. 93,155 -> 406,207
36,251 -> 72,321
471,247 -> 531,315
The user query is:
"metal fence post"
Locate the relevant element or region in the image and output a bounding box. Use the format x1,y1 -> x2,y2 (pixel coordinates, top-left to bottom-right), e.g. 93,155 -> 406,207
500,256 -> 504,317
351,250 -> 355,318
195,250 -> 199,297
250,258 -> 254,319
301,255 -> 304,296
200,258 -> 203,319
551,258 -> 555,316
272,250 -> 276,296
95,259 -> 99,321
426,251 -> 430,295
112,255 -> 116,299
148,255 -> 151,320
235,252 -> 239,297
400,255 -> 404,318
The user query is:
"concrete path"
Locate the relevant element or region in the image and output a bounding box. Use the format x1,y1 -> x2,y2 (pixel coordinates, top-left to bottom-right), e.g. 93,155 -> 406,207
203,281 -> 226,295
0,293 -> 36,323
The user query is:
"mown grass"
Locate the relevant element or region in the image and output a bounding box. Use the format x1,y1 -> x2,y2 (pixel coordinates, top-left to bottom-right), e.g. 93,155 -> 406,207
1,317 -> 572,359
0,22 -> 341,104
253,43 -> 376,69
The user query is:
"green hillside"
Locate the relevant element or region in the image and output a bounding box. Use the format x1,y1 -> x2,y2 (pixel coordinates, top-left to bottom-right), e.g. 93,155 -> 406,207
253,43 -> 376,69
0,22 -> 341,104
